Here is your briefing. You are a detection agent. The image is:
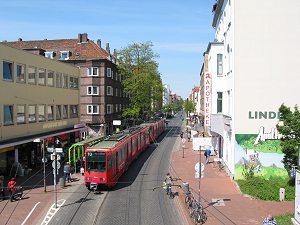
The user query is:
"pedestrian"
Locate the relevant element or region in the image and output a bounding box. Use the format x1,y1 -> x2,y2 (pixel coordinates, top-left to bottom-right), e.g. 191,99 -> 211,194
180,132 -> 183,139
164,173 -> 173,195
7,177 -> 17,202
262,214 -> 277,225
187,131 -> 191,142
204,148 -> 211,164
63,162 -> 71,183
70,164 -> 74,182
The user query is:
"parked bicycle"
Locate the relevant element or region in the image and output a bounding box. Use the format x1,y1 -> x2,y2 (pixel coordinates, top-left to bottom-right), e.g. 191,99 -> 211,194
184,191 -> 207,224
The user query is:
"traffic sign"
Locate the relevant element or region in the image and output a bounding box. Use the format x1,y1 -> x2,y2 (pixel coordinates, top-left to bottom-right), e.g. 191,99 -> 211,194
52,161 -> 61,170
42,157 -> 47,163
195,162 -> 204,172
47,147 -> 63,153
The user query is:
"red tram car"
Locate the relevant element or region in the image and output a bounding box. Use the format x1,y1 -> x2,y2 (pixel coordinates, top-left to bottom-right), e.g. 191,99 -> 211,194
84,119 -> 165,191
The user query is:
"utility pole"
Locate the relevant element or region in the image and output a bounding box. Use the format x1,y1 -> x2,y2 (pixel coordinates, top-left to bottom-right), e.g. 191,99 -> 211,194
42,139 -> 46,192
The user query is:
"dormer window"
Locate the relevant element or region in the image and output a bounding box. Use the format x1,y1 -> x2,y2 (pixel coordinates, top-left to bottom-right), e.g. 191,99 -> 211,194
45,51 -> 54,59
60,51 -> 70,60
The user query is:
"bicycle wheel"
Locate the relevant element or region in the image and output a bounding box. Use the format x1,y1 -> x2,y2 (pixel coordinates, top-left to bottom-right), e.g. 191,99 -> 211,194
185,195 -> 191,204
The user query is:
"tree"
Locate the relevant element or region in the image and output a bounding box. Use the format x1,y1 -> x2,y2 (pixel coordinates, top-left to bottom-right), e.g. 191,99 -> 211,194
184,99 -> 195,115
117,42 -> 163,120
276,104 -> 300,171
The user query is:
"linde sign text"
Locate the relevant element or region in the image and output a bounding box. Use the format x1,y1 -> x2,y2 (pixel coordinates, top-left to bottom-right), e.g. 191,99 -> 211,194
248,111 -> 280,120
204,73 -> 211,127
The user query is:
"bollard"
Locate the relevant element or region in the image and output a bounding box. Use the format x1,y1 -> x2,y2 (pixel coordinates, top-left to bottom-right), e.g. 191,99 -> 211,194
59,177 -> 66,188
279,188 -> 285,201
182,182 -> 190,194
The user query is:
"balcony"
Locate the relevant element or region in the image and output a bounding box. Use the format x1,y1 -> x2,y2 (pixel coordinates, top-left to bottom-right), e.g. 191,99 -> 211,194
210,114 -> 232,137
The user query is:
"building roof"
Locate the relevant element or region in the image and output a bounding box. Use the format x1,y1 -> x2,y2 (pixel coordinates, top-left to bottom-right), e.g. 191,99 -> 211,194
1,34 -> 113,61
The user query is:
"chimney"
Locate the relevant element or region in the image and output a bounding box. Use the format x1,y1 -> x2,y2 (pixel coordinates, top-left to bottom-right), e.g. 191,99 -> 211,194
113,49 -> 117,56
106,43 -> 110,53
97,39 -> 101,48
18,38 -> 22,41
82,33 -> 88,42
78,33 -> 88,43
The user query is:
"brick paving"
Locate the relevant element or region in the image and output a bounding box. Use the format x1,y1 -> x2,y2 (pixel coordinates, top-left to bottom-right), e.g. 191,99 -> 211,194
170,138 -> 294,225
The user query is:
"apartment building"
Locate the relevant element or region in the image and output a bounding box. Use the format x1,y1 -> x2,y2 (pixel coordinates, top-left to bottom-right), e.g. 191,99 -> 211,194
0,43 -> 84,175
206,0 -> 300,177
2,33 -> 129,136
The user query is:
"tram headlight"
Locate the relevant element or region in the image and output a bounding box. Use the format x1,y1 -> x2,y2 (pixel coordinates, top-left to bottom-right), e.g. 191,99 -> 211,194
100,178 -> 106,181
85,177 -> 92,181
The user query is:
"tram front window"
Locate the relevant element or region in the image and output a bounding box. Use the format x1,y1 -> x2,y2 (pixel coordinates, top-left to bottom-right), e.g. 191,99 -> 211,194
86,152 -> 106,172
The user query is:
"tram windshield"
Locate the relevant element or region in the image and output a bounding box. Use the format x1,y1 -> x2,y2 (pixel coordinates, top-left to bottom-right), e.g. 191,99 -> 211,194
86,152 -> 106,172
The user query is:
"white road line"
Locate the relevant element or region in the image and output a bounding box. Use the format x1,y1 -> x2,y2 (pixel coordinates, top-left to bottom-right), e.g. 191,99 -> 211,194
21,202 -> 40,225
41,199 -> 66,225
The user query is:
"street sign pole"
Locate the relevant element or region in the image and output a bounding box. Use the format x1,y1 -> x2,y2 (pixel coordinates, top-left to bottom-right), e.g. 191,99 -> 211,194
42,139 -> 46,192
199,145 -> 201,203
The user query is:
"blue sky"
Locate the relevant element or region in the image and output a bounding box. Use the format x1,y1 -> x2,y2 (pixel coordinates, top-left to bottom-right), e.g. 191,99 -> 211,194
0,0 -> 215,98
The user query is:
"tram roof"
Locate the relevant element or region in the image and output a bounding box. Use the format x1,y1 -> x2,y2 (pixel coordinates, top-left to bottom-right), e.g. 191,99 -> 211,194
75,135 -> 105,145
88,126 -> 145,149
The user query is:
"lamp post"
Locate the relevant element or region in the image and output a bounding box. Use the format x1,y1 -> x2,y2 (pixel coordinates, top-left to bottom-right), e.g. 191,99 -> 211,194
198,146 -> 201,203
42,139 -> 46,192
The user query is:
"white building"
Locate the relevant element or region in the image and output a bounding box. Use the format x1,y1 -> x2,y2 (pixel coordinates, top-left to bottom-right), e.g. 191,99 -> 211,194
163,84 -> 171,106
206,0 -> 300,178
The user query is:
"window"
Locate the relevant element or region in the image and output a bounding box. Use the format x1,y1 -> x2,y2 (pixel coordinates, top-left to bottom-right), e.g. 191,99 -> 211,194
17,105 -> 25,124
115,88 -> 118,97
28,66 -> 36,84
63,105 -> 68,119
47,70 -> 54,86
119,104 -> 122,111
16,64 -> 26,83
38,68 -> 46,85
45,52 -> 54,59
70,105 -> 78,118
87,86 -> 99,95
3,61 -> 13,81
115,104 -> 118,113
88,67 -> 98,76
73,77 -> 79,89
107,86 -> 113,96
47,105 -> 54,121
87,105 -> 99,114
63,74 -> 68,88
106,104 -> 113,114
56,72 -> 62,88
60,51 -> 69,60
56,105 -> 62,120
217,54 -> 223,76
4,105 -> 13,125
111,70 -> 114,79
217,92 -> 223,113
106,68 -> 112,77
28,105 -> 36,123
38,105 -> 46,122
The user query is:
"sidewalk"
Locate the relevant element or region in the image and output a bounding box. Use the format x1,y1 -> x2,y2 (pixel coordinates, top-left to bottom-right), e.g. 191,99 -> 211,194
0,169 -> 84,225
171,138 -> 294,225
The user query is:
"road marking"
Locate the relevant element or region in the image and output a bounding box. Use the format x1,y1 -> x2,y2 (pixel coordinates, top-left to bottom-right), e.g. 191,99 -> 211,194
41,199 -> 66,225
21,202 -> 40,225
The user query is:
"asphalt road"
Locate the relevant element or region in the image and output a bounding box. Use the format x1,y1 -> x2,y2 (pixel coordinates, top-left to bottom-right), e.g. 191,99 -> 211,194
48,113 -> 185,225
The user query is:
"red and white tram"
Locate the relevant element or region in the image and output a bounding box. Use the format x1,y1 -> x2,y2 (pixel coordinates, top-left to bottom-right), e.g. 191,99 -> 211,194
84,118 -> 165,191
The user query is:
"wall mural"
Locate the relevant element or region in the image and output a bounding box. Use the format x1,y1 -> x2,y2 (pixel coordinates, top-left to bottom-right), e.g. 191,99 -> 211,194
234,127 -> 289,180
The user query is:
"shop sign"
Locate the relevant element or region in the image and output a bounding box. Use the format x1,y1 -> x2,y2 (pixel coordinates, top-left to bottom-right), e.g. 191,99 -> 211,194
204,72 -> 211,127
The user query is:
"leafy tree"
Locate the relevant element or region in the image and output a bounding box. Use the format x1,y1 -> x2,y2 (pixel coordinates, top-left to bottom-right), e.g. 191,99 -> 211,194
184,99 -> 195,115
276,104 -> 300,171
117,42 -> 163,120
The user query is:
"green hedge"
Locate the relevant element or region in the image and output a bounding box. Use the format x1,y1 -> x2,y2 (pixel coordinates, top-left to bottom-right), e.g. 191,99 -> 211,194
236,176 -> 295,201
275,214 -> 293,225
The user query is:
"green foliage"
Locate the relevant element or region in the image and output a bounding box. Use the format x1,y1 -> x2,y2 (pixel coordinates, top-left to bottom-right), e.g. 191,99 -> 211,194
238,136 -> 283,153
236,176 -> 295,201
277,104 -> 300,171
117,42 -> 163,120
184,99 -> 194,114
275,214 -> 293,225
241,165 -> 255,179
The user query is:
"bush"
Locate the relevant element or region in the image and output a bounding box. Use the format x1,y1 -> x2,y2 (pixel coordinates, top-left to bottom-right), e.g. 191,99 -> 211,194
236,176 -> 295,201
275,213 -> 293,225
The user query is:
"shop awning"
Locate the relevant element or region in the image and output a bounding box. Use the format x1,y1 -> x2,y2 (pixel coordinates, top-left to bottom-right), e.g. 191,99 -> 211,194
0,126 -> 87,149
